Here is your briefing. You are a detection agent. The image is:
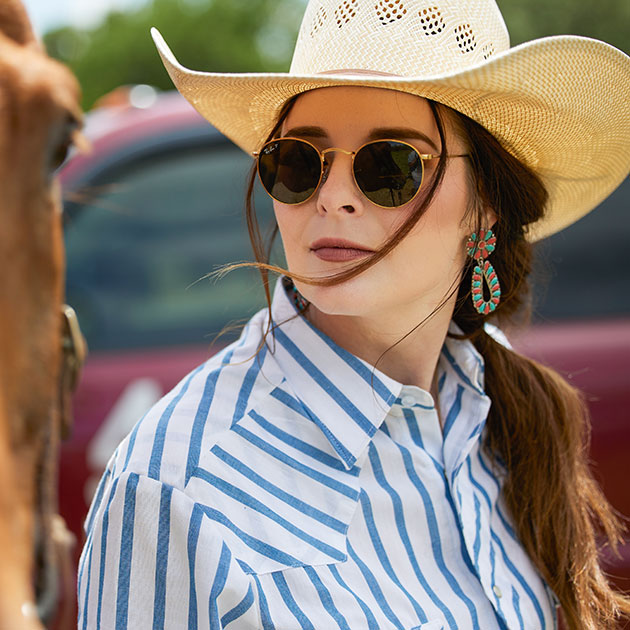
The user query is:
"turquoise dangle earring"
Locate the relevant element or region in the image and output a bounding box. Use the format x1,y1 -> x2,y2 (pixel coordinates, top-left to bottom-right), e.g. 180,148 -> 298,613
282,276 -> 309,313
291,284 -> 309,313
466,228 -> 501,315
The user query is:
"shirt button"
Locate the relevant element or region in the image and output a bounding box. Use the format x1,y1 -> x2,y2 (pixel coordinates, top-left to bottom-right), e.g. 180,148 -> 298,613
401,394 -> 417,407
493,585 -> 503,598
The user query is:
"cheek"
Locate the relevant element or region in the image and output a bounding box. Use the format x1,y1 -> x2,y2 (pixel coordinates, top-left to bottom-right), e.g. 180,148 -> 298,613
273,203 -> 306,263
391,183 -> 471,273
274,203 -> 292,238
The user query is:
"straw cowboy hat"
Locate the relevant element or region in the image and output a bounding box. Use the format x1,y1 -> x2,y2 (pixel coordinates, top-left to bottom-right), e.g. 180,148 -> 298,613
151,0 -> 630,241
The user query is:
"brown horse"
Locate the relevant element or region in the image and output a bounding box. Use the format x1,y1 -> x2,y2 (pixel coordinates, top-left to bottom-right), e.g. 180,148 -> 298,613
0,1 -> 85,628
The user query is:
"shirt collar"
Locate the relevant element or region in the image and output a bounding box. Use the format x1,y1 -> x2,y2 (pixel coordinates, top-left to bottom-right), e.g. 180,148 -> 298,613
441,322 -> 486,396
267,278 -> 488,471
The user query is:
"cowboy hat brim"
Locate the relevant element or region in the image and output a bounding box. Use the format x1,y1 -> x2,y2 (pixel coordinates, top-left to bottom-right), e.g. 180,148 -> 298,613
151,28 -> 630,241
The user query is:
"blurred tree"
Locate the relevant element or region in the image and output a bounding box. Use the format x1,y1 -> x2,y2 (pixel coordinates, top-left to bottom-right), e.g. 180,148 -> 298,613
497,0 -> 629,51
44,0 -> 308,109
44,0 -> 627,111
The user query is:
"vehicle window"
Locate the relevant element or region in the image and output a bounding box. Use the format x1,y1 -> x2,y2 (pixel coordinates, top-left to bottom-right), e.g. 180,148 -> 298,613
531,176 -> 629,321
64,142 -> 278,351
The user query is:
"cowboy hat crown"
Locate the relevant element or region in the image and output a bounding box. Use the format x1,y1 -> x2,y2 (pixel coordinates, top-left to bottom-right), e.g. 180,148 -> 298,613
290,0 -> 509,77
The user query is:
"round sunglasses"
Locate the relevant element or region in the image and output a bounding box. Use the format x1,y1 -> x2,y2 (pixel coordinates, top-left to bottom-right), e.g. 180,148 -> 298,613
253,136 -> 467,208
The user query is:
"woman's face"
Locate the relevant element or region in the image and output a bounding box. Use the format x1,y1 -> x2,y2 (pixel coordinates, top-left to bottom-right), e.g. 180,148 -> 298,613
273,86 -> 482,326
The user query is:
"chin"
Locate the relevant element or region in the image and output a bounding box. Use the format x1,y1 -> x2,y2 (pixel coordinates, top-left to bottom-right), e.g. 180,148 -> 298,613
298,278 -> 377,318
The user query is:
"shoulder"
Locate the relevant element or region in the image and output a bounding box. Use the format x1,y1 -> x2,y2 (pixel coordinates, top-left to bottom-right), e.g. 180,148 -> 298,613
106,308 -> 285,490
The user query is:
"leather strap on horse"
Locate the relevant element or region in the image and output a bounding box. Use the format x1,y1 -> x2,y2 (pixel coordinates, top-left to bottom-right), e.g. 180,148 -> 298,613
36,305 -> 87,629
59,305 -> 86,440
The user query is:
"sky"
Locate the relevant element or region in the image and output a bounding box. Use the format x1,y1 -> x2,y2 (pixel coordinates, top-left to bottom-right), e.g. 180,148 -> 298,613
23,0 -> 149,35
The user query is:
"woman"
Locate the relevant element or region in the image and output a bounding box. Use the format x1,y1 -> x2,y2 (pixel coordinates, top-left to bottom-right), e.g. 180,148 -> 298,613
78,0 -> 630,628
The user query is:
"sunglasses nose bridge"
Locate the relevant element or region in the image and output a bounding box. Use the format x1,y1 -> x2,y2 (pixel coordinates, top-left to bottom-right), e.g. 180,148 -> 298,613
319,146 -> 357,178
319,146 -> 356,169
320,147 -> 354,156
315,146 -> 366,209
319,146 -> 359,187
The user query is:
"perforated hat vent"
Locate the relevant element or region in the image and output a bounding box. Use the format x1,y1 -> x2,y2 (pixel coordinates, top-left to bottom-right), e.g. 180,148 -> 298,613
335,0 -> 358,27
376,0 -> 408,25
481,42 -> 495,59
419,7 -> 444,35
309,6 -> 327,36
455,23 -> 477,54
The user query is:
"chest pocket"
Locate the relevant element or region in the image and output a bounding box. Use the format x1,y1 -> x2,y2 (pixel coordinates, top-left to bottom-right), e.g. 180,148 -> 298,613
186,390 -> 363,575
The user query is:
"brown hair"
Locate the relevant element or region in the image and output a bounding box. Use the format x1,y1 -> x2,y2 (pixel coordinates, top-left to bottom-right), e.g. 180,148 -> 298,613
450,112 -> 630,629
234,95 -> 630,629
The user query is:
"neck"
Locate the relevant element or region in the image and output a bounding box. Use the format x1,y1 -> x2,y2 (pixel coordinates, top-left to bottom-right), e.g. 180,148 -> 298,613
306,296 -> 456,392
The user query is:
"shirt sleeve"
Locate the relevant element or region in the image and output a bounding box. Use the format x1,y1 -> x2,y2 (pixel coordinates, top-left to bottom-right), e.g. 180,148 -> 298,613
77,471 -> 259,630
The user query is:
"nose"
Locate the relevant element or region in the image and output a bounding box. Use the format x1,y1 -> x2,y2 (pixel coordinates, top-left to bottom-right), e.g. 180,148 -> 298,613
316,148 -> 364,215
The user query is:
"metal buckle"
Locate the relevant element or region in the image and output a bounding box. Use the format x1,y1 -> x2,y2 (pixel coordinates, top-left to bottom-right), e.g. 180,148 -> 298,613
61,304 -> 87,393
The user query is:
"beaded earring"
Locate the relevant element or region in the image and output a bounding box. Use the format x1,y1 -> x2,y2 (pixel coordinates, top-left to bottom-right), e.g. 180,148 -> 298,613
466,228 -> 501,315
282,276 -> 309,313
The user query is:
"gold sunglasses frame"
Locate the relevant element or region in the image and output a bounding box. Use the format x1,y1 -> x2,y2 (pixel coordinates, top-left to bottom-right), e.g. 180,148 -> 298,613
253,136 -> 466,209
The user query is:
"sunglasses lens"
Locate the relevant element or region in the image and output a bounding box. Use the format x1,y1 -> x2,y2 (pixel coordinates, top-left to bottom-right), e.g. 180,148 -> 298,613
353,140 -> 424,207
257,139 -> 321,204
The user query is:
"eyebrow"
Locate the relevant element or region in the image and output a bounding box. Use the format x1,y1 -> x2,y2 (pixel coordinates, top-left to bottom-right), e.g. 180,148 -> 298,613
283,126 -> 328,139
368,127 -> 440,152
282,125 -> 440,152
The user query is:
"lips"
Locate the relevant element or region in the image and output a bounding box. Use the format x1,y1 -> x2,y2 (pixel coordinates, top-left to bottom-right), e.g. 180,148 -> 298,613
310,238 -> 375,262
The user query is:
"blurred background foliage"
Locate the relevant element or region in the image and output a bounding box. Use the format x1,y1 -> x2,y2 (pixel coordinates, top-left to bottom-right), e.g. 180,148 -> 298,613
43,0 -> 629,110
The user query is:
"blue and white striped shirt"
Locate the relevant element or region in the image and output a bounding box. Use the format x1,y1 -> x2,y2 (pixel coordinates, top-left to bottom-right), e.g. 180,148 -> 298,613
78,278 -> 558,629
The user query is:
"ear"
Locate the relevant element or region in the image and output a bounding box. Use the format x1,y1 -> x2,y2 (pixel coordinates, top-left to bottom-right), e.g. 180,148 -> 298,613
0,0 -> 39,49
482,204 -> 498,230
461,201 -> 497,235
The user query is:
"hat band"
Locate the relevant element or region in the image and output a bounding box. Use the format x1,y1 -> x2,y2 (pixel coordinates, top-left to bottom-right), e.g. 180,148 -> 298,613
316,68 -> 400,78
